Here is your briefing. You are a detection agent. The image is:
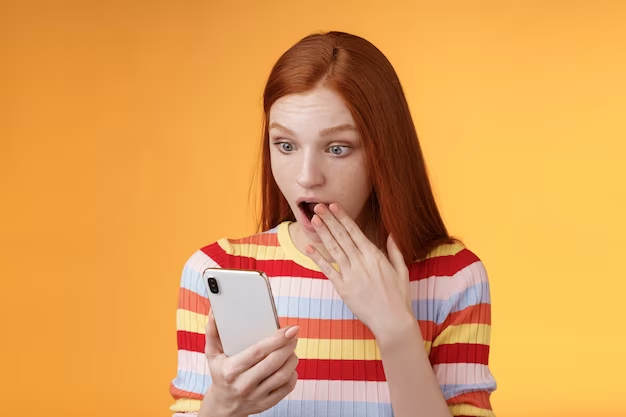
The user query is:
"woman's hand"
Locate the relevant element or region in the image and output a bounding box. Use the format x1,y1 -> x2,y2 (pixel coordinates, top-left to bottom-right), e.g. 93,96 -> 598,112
200,311 -> 300,417
305,203 -> 414,342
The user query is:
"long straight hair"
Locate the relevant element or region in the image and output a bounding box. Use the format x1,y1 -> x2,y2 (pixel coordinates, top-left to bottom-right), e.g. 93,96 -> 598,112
258,31 -> 454,262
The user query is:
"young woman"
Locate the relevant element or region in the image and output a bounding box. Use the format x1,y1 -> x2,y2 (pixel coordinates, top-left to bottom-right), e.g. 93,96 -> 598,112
170,31 -> 497,417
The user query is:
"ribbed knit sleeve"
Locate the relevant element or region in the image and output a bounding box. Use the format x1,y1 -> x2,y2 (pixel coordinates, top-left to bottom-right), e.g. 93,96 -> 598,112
430,259 -> 497,417
169,247 -> 223,415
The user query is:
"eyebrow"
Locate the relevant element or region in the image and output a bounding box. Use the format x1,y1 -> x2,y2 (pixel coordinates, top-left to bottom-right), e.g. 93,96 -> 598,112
269,122 -> 357,137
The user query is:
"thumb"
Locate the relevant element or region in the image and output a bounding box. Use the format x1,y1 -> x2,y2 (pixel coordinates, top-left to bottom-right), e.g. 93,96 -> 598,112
387,234 -> 406,272
205,308 -> 224,357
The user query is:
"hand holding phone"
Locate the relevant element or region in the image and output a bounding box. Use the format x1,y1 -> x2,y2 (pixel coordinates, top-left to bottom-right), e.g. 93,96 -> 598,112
200,310 -> 300,417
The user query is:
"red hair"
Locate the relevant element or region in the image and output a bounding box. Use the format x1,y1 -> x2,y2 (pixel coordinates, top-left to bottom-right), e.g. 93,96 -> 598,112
258,31 -> 454,262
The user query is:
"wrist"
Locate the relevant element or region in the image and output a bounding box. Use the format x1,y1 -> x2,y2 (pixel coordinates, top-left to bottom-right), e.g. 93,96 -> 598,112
199,388 -> 246,417
374,313 -> 421,352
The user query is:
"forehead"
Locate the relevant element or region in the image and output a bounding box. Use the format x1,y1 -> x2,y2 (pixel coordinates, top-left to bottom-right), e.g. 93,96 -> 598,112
269,86 -> 356,128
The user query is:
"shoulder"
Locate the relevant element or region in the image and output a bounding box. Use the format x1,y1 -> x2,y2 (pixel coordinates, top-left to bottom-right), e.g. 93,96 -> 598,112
186,224 -> 283,270
409,241 -> 484,278
408,241 -> 490,298
407,242 -> 492,328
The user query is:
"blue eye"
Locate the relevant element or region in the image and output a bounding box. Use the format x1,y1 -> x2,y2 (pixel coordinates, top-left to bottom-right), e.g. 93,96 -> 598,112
276,142 -> 294,152
328,145 -> 349,156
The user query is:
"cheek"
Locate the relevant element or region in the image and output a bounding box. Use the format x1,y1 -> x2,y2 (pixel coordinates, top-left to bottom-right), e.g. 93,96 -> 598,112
270,154 -> 292,194
350,159 -> 372,195
269,150 -> 282,181
354,178 -> 373,209
338,166 -> 372,215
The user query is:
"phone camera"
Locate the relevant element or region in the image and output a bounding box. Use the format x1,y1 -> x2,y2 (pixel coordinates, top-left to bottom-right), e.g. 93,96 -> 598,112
207,277 -> 220,294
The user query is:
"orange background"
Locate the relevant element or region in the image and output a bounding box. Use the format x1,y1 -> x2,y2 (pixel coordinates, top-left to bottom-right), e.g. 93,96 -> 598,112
1,1 -> 625,416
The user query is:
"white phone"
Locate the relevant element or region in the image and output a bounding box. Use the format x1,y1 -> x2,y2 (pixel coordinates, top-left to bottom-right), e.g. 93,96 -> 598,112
202,267 -> 280,356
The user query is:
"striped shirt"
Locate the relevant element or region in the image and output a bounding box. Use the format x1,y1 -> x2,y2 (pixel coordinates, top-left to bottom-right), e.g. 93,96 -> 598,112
170,221 -> 497,416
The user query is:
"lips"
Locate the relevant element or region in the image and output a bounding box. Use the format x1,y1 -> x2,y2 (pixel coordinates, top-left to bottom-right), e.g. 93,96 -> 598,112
296,198 -> 330,220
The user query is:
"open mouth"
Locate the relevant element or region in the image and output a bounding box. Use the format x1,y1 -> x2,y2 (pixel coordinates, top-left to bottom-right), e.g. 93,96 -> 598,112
298,201 -> 324,221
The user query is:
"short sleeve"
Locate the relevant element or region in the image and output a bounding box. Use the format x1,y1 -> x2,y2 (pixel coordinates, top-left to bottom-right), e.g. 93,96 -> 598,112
430,258 -> 497,417
169,249 -> 219,415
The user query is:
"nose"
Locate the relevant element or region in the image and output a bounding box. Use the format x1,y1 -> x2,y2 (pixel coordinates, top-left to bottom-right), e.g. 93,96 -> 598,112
296,152 -> 325,189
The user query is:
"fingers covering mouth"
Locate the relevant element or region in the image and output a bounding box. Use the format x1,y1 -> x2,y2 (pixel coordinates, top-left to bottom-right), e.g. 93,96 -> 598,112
298,201 -> 329,220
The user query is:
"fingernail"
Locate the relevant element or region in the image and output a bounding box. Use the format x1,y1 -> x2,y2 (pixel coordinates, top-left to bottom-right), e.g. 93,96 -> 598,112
315,204 -> 327,214
285,326 -> 299,339
305,245 -> 315,255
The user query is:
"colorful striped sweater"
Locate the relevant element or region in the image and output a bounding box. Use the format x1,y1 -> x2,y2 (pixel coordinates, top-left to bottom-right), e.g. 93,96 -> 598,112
170,221 -> 497,416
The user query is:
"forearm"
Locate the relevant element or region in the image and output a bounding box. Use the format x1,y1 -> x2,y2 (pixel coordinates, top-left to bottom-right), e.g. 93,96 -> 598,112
377,317 -> 452,417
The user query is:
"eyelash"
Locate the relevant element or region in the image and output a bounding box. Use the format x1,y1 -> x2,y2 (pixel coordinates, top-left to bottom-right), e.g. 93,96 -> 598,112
273,141 -> 352,156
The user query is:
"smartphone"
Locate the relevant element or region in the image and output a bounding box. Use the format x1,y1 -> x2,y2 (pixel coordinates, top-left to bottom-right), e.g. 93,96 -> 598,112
202,267 -> 280,356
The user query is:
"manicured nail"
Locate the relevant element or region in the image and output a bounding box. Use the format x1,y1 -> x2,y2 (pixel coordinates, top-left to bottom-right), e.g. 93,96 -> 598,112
312,215 -> 322,227
285,326 -> 300,339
